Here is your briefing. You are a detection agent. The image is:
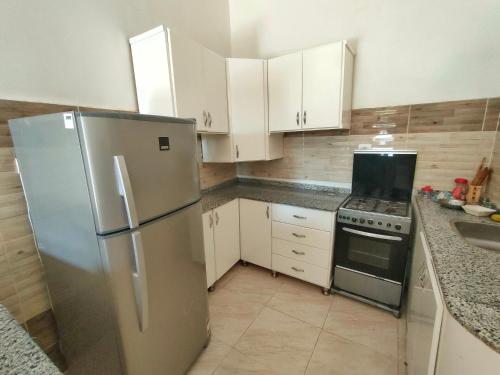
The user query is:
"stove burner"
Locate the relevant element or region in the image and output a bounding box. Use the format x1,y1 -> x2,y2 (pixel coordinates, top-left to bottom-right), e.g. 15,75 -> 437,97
344,197 -> 408,217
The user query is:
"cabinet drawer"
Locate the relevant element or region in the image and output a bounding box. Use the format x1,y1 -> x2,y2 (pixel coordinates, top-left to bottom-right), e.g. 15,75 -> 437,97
272,238 -> 330,269
272,221 -> 331,250
272,254 -> 329,287
272,203 -> 332,231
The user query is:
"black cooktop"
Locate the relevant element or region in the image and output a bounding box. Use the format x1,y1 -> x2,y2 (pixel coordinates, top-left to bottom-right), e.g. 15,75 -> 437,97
343,197 -> 409,217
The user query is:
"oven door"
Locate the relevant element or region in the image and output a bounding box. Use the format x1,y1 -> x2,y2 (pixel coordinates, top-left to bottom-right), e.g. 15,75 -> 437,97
334,223 -> 409,283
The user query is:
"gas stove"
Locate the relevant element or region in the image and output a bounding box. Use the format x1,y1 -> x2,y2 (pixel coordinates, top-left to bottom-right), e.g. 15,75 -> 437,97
333,150 -> 417,316
338,196 -> 412,234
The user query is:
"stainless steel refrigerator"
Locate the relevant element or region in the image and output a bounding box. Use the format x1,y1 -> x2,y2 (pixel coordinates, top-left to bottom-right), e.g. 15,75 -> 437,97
9,112 -> 209,375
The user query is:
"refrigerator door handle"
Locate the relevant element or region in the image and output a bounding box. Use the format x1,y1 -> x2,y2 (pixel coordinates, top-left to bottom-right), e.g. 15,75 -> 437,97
114,155 -> 139,229
131,231 -> 149,332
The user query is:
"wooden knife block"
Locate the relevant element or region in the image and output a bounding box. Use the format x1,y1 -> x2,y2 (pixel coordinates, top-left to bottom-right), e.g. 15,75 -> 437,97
466,185 -> 482,204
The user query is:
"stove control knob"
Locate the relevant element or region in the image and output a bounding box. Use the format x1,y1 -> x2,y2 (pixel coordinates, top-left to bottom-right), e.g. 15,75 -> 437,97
386,223 -> 392,228
359,218 -> 365,224
378,221 -> 382,225
367,219 -> 374,225
395,224 -> 402,230
351,218 -> 357,223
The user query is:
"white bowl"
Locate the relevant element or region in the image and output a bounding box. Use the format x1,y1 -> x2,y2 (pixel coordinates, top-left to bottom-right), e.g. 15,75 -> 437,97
462,205 -> 496,217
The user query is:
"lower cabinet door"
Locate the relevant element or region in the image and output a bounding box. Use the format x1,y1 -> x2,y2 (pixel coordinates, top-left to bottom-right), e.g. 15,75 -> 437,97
202,211 -> 216,288
240,199 -> 272,268
214,199 -> 240,279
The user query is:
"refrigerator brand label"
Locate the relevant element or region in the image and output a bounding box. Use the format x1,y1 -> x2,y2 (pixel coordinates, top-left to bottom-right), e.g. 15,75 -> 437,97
159,137 -> 170,151
63,113 -> 74,129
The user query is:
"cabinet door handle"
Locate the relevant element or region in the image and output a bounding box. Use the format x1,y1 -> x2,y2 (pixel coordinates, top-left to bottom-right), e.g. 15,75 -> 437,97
303,110 -> 307,125
215,211 -> 219,225
292,232 -> 306,238
236,145 -> 239,159
293,214 -> 306,220
131,231 -> 149,332
291,266 -> 304,272
208,112 -> 212,128
296,111 -> 300,126
292,250 -> 305,255
114,155 -> 139,229
203,110 -> 208,127
209,214 -> 213,228
266,206 -> 270,219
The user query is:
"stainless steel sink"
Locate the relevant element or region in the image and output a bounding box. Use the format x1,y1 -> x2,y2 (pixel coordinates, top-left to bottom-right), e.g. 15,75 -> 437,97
452,221 -> 500,252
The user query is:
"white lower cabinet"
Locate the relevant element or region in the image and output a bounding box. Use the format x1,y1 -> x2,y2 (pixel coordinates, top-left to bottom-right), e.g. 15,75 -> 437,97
271,203 -> 335,290
407,204 -> 500,375
239,199 -> 272,268
202,199 -> 335,291
202,199 -> 240,288
214,199 -> 240,279
202,211 -> 216,288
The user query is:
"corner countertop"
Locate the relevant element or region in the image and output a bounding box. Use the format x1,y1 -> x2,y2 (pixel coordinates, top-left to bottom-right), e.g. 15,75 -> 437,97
414,196 -> 500,353
201,178 -> 350,213
0,305 -> 61,374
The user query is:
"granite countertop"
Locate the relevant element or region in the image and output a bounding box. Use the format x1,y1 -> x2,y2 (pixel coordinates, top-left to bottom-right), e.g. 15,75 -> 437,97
0,305 -> 61,374
414,196 -> 500,353
201,178 -> 350,213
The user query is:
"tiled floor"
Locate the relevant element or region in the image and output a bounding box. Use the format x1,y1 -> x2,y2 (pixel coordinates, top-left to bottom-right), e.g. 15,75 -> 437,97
189,263 -> 407,375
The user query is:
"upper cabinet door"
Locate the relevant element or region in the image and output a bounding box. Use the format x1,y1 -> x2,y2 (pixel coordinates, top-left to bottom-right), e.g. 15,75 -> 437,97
130,28 -> 175,117
302,42 -> 343,130
268,51 -> 303,132
202,47 -> 229,133
168,30 -> 205,132
227,59 -> 267,161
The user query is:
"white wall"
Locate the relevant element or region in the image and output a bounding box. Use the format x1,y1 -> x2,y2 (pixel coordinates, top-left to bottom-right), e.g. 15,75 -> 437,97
229,0 -> 500,109
0,0 -> 230,110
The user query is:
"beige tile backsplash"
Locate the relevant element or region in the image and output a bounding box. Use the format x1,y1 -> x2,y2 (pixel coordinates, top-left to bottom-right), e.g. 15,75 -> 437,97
238,97 -> 500,196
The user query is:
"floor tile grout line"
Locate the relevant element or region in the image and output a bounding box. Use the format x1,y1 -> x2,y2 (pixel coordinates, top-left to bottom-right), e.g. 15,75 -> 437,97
303,324 -> 323,374
322,328 -> 399,361
265,304 -> 327,329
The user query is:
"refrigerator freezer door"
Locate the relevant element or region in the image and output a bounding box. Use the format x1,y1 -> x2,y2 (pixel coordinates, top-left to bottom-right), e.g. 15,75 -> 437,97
99,201 -> 209,375
77,113 -> 200,234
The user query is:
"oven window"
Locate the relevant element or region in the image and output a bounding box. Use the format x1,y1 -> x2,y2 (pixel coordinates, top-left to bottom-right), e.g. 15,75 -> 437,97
348,237 -> 392,270
335,223 -> 409,282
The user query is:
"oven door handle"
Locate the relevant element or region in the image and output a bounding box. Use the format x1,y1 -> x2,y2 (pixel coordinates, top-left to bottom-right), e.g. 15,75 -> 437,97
342,227 -> 403,242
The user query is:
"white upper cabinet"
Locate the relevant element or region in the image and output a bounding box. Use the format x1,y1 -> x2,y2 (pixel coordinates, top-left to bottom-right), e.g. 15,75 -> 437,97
202,48 -> 229,133
228,59 -> 267,161
268,51 -> 303,132
302,43 -> 342,129
129,26 -> 228,134
268,41 -> 354,132
129,27 -> 176,117
168,30 -> 205,130
201,58 -> 283,163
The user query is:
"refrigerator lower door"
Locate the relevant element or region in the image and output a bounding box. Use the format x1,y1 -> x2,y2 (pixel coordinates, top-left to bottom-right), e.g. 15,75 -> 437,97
77,112 -> 200,234
99,202 -> 209,375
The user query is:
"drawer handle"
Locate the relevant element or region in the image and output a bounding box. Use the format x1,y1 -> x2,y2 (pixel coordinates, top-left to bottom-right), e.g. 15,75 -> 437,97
292,250 -> 305,255
291,266 -> 304,272
292,233 -> 306,238
292,215 -> 307,219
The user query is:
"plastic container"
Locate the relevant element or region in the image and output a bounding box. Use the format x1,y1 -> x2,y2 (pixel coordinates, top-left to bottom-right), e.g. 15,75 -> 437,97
452,178 -> 468,201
